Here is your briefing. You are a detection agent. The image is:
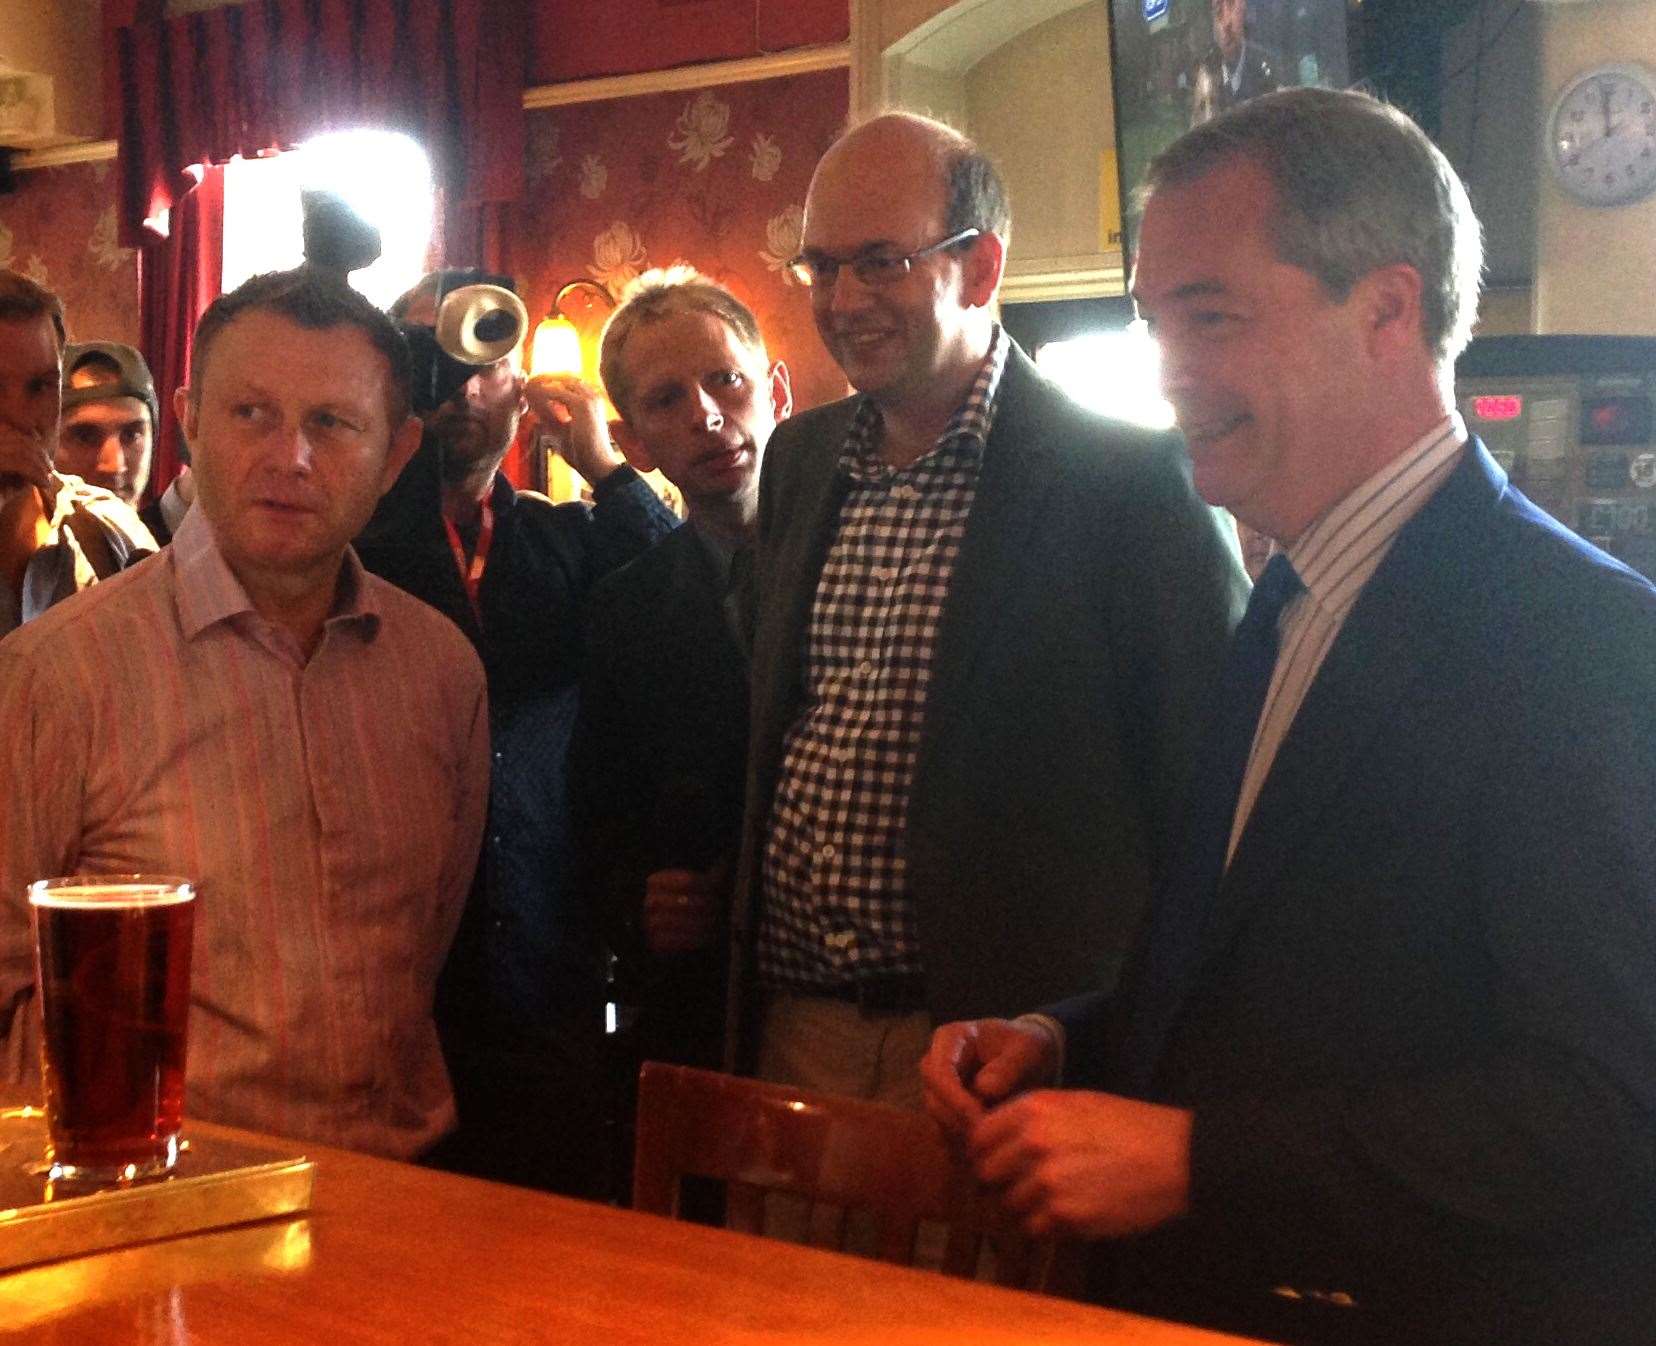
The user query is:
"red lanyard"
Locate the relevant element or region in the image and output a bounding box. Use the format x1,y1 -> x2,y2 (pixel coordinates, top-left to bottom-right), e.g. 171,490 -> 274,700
442,501 -> 494,624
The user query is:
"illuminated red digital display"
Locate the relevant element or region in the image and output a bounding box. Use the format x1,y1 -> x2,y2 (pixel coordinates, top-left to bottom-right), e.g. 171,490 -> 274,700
1471,394 -> 1524,422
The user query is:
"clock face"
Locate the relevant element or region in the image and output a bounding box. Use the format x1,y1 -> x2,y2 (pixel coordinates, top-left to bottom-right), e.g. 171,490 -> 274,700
1549,64 -> 1656,207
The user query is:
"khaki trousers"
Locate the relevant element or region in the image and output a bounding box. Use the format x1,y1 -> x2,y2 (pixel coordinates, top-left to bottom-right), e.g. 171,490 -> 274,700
752,994 -> 940,1261
755,993 -> 932,1108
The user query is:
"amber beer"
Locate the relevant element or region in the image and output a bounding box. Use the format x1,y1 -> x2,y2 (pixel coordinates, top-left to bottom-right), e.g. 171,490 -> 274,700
28,877 -> 195,1182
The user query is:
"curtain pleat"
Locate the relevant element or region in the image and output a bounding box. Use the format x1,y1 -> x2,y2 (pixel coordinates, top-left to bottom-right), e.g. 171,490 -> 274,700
115,0 -> 524,248
137,165 -> 225,503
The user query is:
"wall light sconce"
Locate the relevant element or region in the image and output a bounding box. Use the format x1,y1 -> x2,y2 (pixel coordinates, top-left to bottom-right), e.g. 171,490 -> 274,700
530,278 -> 615,381
529,278 -> 618,503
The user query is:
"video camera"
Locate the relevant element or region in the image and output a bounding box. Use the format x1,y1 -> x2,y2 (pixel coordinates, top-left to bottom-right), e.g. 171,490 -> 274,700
398,270 -> 529,415
294,190 -> 530,416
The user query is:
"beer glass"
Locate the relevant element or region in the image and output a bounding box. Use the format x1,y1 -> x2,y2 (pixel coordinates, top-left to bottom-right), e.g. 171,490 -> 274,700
28,876 -> 195,1183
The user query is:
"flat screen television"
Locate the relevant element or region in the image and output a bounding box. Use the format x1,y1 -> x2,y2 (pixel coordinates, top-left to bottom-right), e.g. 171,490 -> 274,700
1107,0 -> 1357,259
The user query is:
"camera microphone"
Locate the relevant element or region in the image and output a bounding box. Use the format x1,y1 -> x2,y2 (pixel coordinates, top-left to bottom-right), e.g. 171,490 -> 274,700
399,270 -> 529,414
433,283 -> 527,366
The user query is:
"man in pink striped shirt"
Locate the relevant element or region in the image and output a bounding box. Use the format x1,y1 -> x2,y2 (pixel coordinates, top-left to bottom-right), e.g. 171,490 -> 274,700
0,270 -> 491,1159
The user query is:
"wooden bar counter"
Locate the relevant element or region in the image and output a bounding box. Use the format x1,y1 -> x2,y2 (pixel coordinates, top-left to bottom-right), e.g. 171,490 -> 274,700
0,1123 -> 1268,1344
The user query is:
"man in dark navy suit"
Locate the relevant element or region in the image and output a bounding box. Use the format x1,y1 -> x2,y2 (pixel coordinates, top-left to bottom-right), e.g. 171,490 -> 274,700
574,267 -> 791,1075
924,88 -> 1656,1345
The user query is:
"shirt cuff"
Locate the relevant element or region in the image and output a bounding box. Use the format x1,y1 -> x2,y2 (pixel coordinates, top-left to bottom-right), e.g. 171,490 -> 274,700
590,462 -> 641,502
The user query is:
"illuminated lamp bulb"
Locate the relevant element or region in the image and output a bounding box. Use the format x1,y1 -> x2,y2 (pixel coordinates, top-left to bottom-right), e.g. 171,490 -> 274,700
530,314 -> 583,378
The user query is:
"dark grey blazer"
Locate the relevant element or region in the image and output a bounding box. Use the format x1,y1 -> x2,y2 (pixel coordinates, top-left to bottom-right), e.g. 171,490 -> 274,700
574,524 -> 749,1071
729,342 -> 1248,1065
1059,443 -> 1656,1345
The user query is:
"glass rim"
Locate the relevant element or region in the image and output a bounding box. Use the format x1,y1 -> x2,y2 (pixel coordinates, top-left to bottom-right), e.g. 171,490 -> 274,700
28,875 -> 195,908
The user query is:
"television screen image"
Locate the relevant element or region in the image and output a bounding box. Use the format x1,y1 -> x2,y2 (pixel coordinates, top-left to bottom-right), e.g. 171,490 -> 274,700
1108,0 -> 1354,257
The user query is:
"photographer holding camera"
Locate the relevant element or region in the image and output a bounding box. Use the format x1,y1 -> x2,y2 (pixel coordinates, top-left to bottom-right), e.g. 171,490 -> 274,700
356,270 -> 677,1196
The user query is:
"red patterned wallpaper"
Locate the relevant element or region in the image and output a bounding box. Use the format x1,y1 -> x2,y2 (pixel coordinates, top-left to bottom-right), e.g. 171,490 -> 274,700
505,67 -> 851,415
0,66 -> 850,421
0,160 -> 141,348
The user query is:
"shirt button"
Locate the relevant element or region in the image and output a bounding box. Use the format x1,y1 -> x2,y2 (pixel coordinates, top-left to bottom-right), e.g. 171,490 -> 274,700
858,660 -> 874,677
819,844 -> 836,860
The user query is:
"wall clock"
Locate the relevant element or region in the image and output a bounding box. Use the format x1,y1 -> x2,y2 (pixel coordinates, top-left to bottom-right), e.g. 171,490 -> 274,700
1547,62 -> 1656,207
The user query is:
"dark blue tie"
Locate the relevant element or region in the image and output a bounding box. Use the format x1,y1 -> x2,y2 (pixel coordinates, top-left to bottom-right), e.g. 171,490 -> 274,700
1117,552 -> 1304,1094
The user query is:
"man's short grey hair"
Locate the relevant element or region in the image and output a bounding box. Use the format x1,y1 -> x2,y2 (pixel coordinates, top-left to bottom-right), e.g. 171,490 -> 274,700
1141,86 -> 1484,365
599,267 -> 767,419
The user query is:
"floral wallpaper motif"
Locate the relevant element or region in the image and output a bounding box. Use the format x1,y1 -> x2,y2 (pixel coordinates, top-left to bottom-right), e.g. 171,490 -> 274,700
506,68 -> 850,417
589,220 -> 650,292
749,133 -> 782,183
760,204 -> 804,280
668,92 -> 736,172
578,155 -> 607,200
0,69 -> 850,435
0,161 -> 140,348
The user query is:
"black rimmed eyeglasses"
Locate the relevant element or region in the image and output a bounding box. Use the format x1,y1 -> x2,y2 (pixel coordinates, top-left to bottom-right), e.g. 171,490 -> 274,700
786,228 -> 982,290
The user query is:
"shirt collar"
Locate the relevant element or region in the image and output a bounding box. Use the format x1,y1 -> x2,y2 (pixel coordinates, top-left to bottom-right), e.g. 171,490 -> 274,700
172,506 -> 382,644
1224,43 -> 1244,91
1285,412 -> 1468,623
840,324 -> 1009,479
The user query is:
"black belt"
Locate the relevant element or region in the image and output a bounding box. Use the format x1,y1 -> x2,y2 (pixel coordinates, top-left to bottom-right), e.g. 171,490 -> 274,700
802,972 -> 928,1014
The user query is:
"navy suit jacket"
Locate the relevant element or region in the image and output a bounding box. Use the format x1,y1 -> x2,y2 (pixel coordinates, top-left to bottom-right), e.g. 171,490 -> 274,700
1059,442 -> 1656,1344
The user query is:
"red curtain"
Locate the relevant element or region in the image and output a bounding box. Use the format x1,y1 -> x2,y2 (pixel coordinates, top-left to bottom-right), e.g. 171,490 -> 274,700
138,165 -> 224,503
114,0 -> 525,249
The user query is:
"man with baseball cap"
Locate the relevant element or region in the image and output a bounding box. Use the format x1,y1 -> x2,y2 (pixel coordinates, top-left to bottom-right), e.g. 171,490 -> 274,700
57,340 -> 192,544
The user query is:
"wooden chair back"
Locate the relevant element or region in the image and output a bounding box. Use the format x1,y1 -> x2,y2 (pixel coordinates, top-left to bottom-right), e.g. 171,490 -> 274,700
632,1062 -> 1081,1294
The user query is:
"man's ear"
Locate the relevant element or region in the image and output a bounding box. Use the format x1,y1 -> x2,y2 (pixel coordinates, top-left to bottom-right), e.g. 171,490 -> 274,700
610,418 -> 656,474
961,231 -> 1007,310
172,385 -> 198,444
768,360 -> 793,422
380,414 -> 423,494
513,368 -> 529,416
1356,262 -> 1426,361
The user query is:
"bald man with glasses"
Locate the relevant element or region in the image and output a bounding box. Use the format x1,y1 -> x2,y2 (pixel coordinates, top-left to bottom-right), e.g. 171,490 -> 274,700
730,112 -> 1247,1107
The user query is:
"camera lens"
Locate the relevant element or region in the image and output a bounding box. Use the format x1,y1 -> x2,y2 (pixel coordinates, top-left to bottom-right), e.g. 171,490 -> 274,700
474,310 -> 519,344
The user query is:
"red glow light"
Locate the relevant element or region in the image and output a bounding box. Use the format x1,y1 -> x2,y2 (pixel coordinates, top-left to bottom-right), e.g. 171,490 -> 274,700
1471,394 -> 1524,422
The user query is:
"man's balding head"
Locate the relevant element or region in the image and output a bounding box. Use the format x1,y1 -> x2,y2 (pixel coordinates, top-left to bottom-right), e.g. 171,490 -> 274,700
799,114 -> 1008,425
810,113 -> 1011,247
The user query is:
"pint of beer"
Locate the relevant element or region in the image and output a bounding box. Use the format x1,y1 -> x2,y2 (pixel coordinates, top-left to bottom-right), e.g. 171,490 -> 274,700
28,877 -> 195,1183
